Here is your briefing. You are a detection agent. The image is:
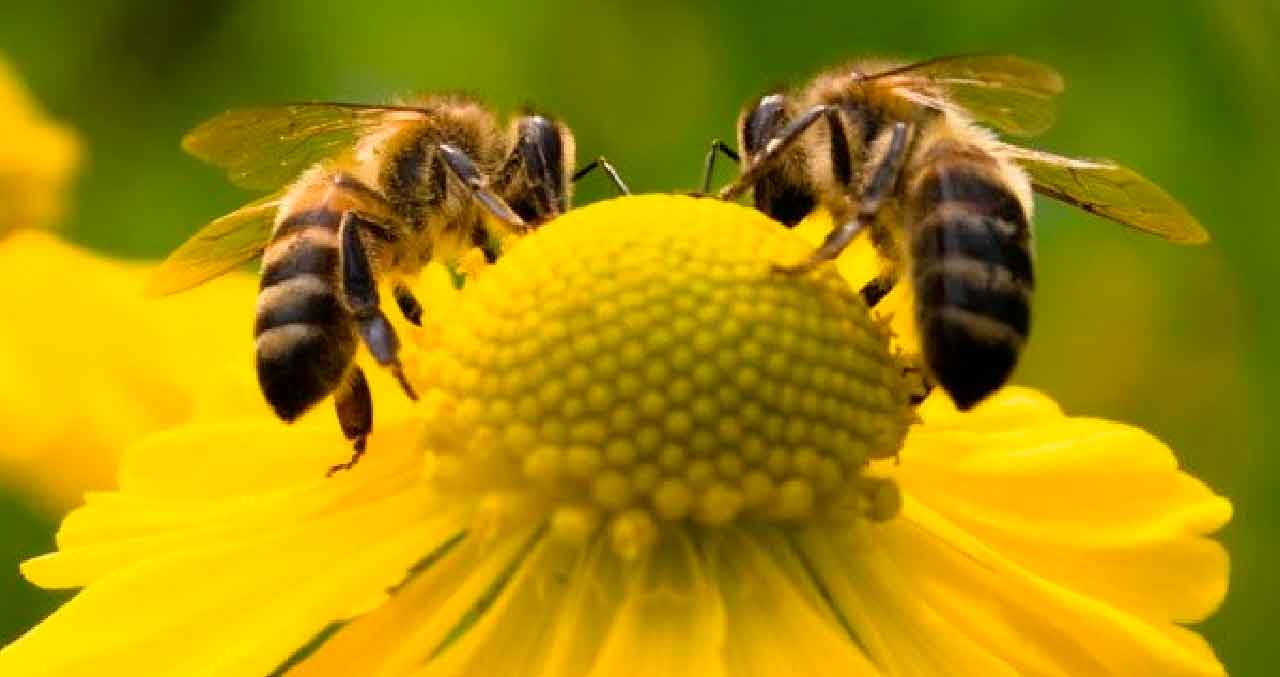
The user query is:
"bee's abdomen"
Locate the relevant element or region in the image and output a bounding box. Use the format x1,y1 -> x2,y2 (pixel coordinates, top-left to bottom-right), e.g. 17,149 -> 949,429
254,210 -> 356,421
910,165 -> 1033,410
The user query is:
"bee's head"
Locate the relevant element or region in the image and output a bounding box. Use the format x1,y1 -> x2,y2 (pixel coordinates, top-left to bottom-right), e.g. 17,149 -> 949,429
501,113 -> 576,224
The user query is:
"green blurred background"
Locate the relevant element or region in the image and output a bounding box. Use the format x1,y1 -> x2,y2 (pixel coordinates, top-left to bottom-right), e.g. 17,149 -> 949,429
1,0 -> 1275,672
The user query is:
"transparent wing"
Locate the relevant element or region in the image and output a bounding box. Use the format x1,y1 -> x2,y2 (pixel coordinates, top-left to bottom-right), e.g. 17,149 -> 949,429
878,54 -> 1065,137
146,192 -> 283,296
1002,145 -> 1208,244
182,103 -> 429,191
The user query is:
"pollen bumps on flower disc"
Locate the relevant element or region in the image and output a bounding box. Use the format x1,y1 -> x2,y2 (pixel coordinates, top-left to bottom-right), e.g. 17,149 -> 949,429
416,195 -> 913,557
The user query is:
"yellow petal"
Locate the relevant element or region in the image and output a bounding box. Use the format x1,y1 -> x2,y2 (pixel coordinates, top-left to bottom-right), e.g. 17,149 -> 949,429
287,523 -> 542,677
708,527 -> 881,677
425,535 -> 584,677
0,419 -> 460,670
283,534 -> 473,677
793,526 -> 1019,676
23,418 -> 429,589
1,485 -> 451,676
585,528 -> 728,677
896,387 -> 1231,623
526,539 -> 629,675
804,386 -> 1231,676
870,498 -> 1225,676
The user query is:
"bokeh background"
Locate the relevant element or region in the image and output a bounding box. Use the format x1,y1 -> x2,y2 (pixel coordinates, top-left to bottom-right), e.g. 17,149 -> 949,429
1,0 -> 1275,672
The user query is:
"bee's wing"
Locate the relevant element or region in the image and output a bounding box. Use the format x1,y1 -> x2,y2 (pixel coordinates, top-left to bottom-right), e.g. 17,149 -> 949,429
1001,145 -> 1209,244
879,54 -> 1064,137
182,103 -> 430,191
146,191 -> 284,296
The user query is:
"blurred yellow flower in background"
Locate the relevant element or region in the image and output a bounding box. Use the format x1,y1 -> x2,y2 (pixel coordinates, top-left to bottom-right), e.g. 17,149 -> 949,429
0,53 -> 409,510
0,197 -> 1230,675
0,231 -> 263,510
0,231 -> 418,512
0,55 -> 124,510
0,56 -> 79,235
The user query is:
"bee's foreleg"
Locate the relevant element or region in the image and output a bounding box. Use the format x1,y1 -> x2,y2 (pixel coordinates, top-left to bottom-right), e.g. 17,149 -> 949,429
338,212 -> 418,401
393,283 -> 423,326
775,122 -> 911,274
327,367 -> 373,476
572,157 -> 631,196
718,103 -> 841,201
698,139 -> 739,195
437,143 -> 529,233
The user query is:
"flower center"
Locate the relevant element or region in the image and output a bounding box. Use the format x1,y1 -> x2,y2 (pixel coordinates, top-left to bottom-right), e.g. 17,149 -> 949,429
415,196 -> 912,558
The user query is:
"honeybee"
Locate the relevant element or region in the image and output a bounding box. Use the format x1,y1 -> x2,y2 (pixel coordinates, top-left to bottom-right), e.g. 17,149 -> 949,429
151,96 -> 621,472
710,54 -> 1208,410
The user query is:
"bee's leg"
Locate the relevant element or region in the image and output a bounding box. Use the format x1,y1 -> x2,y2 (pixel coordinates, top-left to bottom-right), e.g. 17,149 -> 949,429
718,103 -> 844,202
860,270 -> 899,308
469,220 -> 501,264
393,283 -> 423,326
903,363 -> 936,406
698,139 -> 739,195
775,122 -> 911,274
327,367 -> 373,476
855,265 -> 935,401
338,211 -> 418,401
572,157 -> 631,196
437,143 -> 529,232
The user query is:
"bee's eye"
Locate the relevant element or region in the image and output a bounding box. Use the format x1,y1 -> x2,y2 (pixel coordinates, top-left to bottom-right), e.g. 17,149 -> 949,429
742,94 -> 788,157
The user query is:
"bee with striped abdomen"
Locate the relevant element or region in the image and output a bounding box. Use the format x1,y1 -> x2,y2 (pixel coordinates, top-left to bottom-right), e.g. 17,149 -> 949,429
711,55 -> 1208,410
151,96 -> 621,473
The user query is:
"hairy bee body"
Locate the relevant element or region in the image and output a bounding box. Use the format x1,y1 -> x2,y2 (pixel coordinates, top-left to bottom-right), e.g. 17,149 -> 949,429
254,99 -> 521,421
737,63 -> 1037,408
160,94 -> 580,465
722,55 -> 1204,410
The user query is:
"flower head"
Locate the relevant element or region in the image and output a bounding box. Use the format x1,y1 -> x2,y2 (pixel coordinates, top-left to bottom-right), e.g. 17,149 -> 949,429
415,195 -> 914,555
0,196 -> 1230,675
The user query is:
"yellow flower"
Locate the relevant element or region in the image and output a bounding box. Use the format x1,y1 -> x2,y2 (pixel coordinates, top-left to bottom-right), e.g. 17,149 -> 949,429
0,56 -> 80,234
0,196 -> 1229,675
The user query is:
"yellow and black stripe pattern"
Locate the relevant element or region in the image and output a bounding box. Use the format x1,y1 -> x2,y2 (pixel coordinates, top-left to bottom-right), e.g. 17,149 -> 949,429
254,201 -> 356,421
907,142 -> 1033,410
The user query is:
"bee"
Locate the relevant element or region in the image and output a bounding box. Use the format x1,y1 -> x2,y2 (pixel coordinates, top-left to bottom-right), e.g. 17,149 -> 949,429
710,54 -> 1208,410
150,96 -> 623,472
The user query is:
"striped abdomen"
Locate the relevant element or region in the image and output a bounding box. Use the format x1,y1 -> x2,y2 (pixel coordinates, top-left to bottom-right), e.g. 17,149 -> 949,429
908,151 -> 1033,410
254,208 -> 356,421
